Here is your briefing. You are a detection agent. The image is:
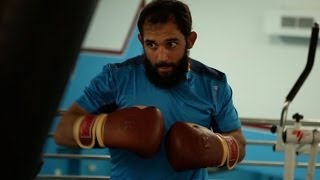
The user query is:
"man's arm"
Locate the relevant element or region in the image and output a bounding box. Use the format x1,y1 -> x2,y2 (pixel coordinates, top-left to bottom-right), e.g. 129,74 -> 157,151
54,102 -> 90,148
54,103 -> 165,157
221,128 -> 246,163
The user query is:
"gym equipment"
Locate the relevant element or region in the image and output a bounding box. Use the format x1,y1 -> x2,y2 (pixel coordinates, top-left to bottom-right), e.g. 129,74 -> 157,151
271,22 -> 319,180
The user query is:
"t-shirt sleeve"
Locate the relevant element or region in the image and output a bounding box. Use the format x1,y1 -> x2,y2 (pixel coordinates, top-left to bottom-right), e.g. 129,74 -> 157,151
213,76 -> 241,132
76,64 -> 117,114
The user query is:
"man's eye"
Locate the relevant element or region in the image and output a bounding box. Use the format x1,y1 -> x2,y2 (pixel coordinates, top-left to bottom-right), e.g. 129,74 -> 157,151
146,42 -> 157,48
167,42 -> 178,48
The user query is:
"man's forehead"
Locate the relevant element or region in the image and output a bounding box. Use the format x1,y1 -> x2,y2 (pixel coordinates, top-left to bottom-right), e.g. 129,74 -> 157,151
142,23 -> 184,42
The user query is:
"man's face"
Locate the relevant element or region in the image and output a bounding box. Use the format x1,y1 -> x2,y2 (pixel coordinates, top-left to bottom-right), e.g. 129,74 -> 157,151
139,21 -> 189,88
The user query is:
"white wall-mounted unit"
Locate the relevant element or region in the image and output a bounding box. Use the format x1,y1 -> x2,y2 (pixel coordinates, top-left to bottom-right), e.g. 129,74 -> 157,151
264,10 -> 320,38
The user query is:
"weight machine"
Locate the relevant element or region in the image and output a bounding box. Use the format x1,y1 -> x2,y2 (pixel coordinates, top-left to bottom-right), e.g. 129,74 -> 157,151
271,22 -> 319,180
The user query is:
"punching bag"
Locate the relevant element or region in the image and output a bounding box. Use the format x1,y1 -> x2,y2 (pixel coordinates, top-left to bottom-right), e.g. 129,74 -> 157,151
0,0 -> 98,179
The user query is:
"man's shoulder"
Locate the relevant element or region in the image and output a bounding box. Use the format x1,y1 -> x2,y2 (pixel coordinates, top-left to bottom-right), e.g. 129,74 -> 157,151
190,59 -> 225,81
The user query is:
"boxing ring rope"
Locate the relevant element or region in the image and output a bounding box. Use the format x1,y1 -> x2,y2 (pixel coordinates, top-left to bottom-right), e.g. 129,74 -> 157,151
44,154 -> 111,160
36,175 -> 110,180
56,109 -> 320,126
241,117 -> 320,127
41,153 -> 320,168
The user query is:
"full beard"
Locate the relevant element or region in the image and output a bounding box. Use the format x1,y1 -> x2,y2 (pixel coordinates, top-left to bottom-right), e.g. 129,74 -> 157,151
143,50 -> 189,89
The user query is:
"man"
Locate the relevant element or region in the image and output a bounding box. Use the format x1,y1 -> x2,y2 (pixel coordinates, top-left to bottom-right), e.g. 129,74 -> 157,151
54,0 -> 246,179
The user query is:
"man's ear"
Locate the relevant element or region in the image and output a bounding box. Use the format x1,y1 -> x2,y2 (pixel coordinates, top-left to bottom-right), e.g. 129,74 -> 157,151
138,34 -> 143,44
186,31 -> 197,49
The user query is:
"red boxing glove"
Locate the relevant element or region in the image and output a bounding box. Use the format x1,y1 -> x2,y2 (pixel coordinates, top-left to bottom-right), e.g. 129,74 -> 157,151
166,122 -> 239,171
96,106 -> 165,158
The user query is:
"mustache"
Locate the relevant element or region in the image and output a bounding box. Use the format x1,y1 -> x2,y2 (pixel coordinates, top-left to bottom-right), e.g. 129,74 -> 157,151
155,62 -> 176,68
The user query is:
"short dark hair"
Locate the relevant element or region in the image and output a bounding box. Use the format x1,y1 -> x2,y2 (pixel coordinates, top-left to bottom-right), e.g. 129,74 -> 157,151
137,0 -> 192,38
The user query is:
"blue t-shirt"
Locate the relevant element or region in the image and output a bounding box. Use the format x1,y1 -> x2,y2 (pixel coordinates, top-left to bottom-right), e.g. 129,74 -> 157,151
77,55 -> 241,180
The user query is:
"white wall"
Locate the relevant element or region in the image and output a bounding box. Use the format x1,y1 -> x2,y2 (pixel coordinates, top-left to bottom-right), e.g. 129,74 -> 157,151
186,0 -> 320,119
84,0 -> 320,120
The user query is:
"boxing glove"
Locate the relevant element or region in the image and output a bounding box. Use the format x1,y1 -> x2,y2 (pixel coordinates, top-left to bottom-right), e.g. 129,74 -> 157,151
74,106 -> 165,158
165,122 -> 239,171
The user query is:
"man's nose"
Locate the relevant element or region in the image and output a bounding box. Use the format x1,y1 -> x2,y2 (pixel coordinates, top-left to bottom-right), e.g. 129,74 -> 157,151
156,47 -> 169,62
